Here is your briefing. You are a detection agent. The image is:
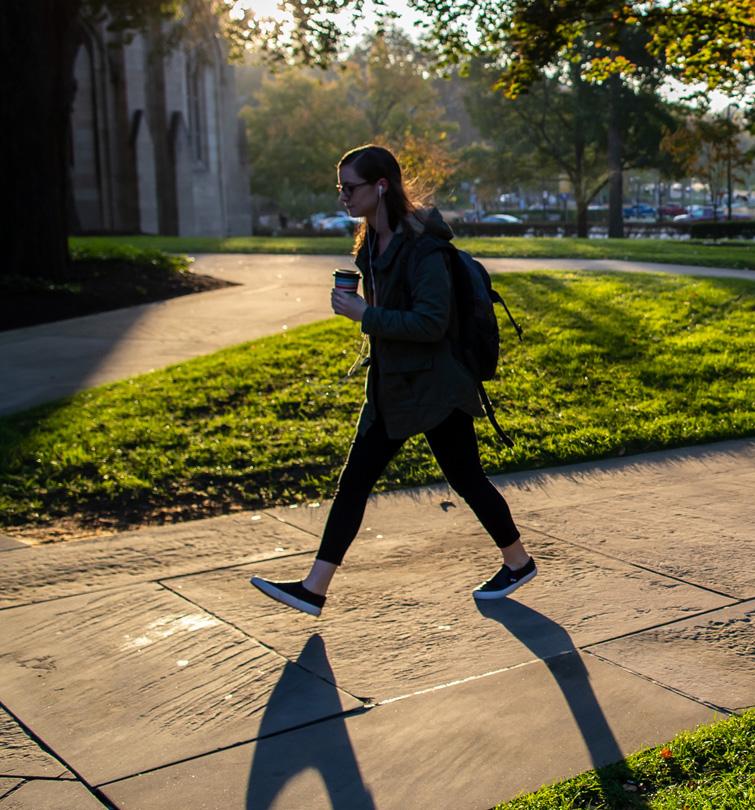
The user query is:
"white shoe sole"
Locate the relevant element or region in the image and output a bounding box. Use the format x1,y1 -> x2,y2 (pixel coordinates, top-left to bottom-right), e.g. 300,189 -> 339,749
472,567 -> 537,600
251,577 -> 322,616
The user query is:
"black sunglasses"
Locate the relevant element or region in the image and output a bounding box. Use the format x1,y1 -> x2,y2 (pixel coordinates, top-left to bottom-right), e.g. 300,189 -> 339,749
337,181 -> 371,196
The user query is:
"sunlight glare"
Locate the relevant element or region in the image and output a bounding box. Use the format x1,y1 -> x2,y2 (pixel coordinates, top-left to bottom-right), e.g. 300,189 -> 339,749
233,1 -> 424,39
232,1 -> 288,23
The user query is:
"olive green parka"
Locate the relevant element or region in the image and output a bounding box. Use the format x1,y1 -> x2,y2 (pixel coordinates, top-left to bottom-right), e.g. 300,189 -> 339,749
355,208 -> 483,439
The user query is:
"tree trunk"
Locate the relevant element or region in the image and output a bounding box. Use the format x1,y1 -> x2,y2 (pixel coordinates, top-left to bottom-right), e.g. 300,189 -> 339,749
569,133 -> 590,239
570,65 -> 589,239
575,201 -> 589,238
1,1 -> 82,279
607,76 -> 624,239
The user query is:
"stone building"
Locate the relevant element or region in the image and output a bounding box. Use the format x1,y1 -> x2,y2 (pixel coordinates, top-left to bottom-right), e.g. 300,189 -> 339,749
70,16 -> 251,236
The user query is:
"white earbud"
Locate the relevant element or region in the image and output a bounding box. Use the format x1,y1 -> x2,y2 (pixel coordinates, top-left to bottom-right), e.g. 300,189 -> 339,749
378,185 -> 384,197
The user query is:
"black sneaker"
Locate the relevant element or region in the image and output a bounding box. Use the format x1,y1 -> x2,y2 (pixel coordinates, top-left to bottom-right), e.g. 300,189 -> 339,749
250,577 -> 326,617
473,557 -> 537,600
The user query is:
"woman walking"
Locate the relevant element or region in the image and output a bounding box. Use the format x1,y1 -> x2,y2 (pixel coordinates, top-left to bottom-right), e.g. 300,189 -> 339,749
252,144 -> 536,616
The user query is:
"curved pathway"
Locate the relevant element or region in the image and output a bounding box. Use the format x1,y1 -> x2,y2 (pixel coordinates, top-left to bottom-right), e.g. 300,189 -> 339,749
0,253 -> 752,415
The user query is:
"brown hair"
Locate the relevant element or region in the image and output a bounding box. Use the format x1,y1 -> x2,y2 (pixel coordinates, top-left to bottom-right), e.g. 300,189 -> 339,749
338,144 -> 420,254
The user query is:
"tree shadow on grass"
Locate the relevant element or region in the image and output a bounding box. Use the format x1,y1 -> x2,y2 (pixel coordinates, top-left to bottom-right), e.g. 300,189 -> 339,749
246,633 -> 374,810
477,599 -> 651,808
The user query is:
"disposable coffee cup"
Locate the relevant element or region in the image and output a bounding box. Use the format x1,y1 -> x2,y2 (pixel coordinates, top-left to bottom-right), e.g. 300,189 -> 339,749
333,269 -> 360,294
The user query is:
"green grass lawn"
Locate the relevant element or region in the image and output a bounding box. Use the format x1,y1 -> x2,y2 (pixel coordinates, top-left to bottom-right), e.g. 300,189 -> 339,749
1,270 -> 753,535
70,234 -> 755,270
497,709 -> 754,809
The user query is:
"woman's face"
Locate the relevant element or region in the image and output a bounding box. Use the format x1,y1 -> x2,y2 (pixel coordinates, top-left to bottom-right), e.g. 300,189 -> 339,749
337,164 -> 378,219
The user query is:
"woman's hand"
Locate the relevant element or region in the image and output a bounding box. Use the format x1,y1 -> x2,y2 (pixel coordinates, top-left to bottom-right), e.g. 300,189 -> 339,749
331,289 -> 368,322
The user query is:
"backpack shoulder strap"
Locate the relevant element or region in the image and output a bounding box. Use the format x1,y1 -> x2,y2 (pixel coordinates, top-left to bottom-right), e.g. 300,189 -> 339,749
478,382 -> 515,447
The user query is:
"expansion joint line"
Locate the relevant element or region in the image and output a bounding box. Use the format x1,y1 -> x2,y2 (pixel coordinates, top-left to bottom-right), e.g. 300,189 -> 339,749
156,580 -> 371,706
581,598 -> 753,651
0,550 -> 316,612
156,548 -> 316,585
0,700 -> 117,809
261,510 -> 322,538
517,522 -> 739,600
582,647 -> 737,717
97,704 -> 372,789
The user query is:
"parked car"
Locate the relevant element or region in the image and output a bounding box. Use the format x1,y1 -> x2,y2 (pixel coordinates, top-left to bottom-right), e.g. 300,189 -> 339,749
316,215 -> 360,234
658,204 -> 686,218
673,205 -> 715,222
676,206 -> 753,222
480,213 -> 524,224
309,211 -> 351,228
623,203 -> 657,219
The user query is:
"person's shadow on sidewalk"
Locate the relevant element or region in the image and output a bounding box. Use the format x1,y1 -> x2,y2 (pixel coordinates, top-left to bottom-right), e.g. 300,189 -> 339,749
476,599 -> 650,808
246,633 -> 375,810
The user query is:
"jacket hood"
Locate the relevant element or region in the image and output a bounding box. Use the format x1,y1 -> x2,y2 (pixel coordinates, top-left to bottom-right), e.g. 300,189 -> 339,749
406,207 -> 454,242
355,206 -> 453,271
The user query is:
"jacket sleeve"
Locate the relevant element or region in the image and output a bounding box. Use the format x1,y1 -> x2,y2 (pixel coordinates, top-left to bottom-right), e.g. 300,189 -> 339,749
360,249 -> 450,342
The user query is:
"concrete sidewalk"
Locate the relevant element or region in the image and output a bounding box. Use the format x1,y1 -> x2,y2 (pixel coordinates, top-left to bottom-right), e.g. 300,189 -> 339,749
1,439 -> 753,809
2,253 -> 752,415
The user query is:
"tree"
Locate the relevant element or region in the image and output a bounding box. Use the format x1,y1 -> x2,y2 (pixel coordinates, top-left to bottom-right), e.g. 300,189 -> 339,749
410,1 -> 754,97
3,1 -> 83,279
250,2 -> 751,236
1,0 -> 252,279
661,110 -> 755,219
242,69 -> 368,218
461,52 -> 678,235
447,141 -> 538,214
412,1 -> 753,236
348,30 -> 458,195
464,66 -> 608,235
249,1 -> 754,89
242,30 -> 457,216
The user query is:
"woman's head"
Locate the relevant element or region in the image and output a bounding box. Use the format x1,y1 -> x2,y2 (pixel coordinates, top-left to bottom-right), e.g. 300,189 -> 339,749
337,144 -> 416,250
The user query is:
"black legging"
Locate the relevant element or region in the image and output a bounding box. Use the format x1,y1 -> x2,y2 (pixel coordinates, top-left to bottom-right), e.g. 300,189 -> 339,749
316,409 -> 520,565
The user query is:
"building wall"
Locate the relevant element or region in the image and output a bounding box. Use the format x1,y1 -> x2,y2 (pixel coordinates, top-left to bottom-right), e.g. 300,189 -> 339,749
70,41 -> 102,230
70,16 -> 251,236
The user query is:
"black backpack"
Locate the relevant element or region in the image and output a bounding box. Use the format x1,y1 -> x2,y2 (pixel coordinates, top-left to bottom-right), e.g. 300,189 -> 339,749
412,239 -> 524,447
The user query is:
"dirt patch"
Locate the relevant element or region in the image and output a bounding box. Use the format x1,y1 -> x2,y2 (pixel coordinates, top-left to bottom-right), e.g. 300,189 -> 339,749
1,259 -> 235,332
0,256 -> 249,543
7,499 -> 255,545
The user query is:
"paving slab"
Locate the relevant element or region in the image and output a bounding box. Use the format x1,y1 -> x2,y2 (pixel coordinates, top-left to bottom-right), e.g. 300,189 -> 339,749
0,708 -> 70,779
524,475 -> 755,599
588,600 -> 755,712
0,584 -> 362,785
167,524 -> 731,703
0,512 -> 317,608
264,439 -> 755,541
0,536 -> 26,553
265,486 -> 486,561
101,651 -> 717,810
0,779 -> 106,809
494,436 -> 755,511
